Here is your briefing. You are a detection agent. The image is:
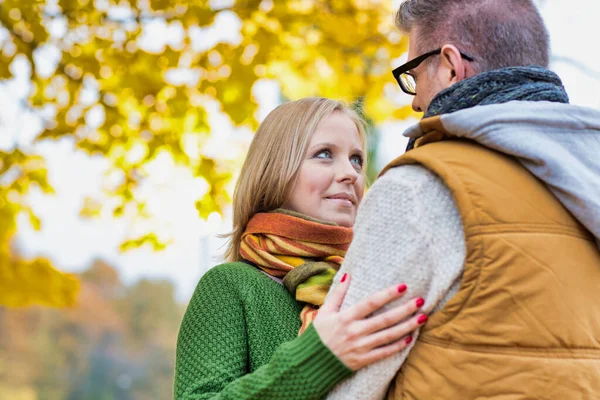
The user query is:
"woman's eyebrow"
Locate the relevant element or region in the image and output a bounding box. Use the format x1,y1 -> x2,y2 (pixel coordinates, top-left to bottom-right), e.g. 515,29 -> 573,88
309,143 -> 364,155
309,142 -> 337,150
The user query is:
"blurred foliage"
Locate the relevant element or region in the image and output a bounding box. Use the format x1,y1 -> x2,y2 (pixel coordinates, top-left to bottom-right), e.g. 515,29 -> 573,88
0,0 -> 412,306
0,150 -> 78,307
0,259 -> 184,399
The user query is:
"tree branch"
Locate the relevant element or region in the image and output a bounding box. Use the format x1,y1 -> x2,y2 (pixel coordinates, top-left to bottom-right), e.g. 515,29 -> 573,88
42,10 -> 180,25
0,9 -> 121,126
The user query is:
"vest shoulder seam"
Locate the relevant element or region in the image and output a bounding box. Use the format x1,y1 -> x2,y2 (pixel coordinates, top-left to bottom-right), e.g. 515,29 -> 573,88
467,223 -> 593,241
419,337 -> 600,359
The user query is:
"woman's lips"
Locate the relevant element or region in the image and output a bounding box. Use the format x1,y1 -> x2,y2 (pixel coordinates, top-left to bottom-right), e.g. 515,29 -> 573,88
325,193 -> 355,207
327,198 -> 353,207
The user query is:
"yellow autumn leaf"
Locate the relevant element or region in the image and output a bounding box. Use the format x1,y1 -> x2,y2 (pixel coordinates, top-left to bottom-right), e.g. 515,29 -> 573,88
0,257 -> 79,308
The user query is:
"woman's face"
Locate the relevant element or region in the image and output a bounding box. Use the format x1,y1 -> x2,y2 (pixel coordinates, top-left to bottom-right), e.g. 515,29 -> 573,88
283,112 -> 366,227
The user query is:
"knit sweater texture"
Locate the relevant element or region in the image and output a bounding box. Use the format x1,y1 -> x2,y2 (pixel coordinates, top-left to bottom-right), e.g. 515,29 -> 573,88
175,262 -> 353,399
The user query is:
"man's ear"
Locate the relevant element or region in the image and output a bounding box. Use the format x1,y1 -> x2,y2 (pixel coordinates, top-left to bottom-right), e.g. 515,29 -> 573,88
439,44 -> 467,85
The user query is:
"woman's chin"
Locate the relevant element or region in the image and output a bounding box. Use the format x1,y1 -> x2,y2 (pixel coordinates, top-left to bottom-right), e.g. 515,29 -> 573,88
327,212 -> 356,228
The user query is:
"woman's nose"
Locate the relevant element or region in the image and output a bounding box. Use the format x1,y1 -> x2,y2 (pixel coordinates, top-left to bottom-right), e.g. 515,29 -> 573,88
337,160 -> 358,183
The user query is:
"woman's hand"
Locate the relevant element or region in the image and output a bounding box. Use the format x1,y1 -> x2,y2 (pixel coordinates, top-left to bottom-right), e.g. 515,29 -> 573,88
312,273 -> 427,371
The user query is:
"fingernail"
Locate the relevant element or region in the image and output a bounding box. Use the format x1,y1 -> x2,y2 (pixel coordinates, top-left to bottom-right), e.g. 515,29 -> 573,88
397,284 -> 407,293
405,336 -> 413,345
416,298 -> 425,308
418,315 -> 428,325
341,273 -> 348,283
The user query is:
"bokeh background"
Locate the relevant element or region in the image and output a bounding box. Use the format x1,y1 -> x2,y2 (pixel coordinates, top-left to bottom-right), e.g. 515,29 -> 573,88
0,0 -> 598,398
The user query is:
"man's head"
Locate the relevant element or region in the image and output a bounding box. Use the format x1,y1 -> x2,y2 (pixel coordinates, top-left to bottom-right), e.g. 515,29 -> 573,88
395,0 -> 550,112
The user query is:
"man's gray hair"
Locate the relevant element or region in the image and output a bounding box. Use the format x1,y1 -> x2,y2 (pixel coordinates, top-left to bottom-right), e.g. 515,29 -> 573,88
396,0 -> 549,72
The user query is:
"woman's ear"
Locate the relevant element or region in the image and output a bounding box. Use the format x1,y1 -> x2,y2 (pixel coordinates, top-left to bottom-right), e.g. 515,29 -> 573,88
439,44 -> 467,85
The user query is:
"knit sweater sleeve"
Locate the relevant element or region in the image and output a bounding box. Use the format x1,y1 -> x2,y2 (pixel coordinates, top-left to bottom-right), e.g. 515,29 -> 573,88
174,267 -> 353,400
326,164 -> 466,400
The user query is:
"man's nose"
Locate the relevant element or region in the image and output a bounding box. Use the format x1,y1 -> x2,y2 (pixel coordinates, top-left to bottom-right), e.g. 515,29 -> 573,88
412,96 -> 422,112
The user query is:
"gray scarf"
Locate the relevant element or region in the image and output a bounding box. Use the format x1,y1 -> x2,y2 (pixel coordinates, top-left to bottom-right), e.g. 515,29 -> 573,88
407,66 -> 569,150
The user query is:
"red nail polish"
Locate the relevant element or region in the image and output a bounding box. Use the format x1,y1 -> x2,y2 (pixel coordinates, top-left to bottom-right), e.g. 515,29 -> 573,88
418,315 -> 428,325
416,298 -> 425,307
341,273 -> 348,283
405,336 -> 413,345
397,284 -> 407,293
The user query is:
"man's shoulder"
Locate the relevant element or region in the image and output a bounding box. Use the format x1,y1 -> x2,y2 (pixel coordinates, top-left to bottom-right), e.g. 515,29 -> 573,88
373,163 -> 447,192
356,162 -> 458,224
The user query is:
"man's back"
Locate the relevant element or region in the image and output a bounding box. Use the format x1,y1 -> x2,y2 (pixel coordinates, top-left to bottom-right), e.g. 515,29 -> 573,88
326,101 -> 600,400
386,138 -> 600,399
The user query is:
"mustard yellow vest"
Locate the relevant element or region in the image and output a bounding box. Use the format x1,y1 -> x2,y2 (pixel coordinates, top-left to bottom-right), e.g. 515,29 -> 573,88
382,124 -> 600,399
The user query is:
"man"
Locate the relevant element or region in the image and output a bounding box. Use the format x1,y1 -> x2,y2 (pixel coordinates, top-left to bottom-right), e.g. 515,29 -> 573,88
326,0 -> 600,399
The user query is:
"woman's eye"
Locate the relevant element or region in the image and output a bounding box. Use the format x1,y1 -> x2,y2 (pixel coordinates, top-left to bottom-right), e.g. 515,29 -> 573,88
315,150 -> 332,159
351,155 -> 364,168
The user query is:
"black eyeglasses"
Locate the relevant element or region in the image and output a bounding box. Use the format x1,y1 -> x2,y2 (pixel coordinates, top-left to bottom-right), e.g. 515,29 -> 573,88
392,49 -> 475,96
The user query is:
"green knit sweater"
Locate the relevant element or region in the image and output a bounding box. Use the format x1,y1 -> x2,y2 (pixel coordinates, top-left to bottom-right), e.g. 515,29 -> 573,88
174,262 -> 353,399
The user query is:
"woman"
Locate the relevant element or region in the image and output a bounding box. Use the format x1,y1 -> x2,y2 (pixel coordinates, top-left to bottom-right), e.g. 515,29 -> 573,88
174,98 -> 427,399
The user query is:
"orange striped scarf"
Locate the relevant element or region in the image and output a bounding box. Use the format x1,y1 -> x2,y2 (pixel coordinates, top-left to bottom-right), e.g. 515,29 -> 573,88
240,210 -> 353,334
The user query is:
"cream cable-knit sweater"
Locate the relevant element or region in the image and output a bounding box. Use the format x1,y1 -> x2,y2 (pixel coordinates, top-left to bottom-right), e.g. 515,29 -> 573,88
326,164 -> 466,400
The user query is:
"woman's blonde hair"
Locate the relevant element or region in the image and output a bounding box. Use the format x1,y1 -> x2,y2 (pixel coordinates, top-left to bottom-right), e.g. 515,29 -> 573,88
223,97 -> 368,262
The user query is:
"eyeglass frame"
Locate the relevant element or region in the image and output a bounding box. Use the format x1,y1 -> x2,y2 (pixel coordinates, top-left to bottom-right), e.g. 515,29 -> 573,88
392,48 -> 475,96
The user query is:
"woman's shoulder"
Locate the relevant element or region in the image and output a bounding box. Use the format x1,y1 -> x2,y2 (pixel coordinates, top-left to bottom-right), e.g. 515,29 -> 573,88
203,261 -> 266,281
186,261 -> 294,316
195,261 -> 282,294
